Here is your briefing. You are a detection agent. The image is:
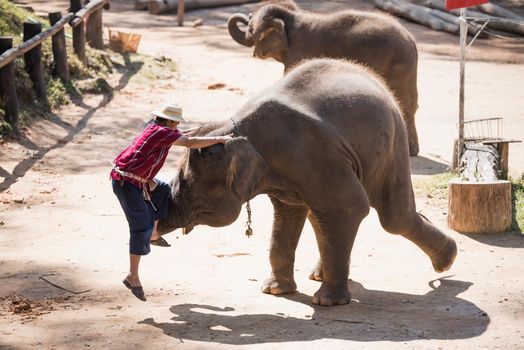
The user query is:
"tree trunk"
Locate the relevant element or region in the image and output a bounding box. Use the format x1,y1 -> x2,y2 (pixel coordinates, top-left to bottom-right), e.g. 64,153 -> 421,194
149,0 -> 259,15
448,179 -> 512,234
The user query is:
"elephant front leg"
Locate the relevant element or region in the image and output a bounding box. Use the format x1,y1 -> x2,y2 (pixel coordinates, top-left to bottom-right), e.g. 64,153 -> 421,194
307,211 -> 325,282
309,213 -> 356,306
261,196 -> 308,295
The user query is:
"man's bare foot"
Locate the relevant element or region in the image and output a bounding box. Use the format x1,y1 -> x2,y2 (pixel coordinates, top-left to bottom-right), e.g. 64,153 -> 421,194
150,230 -> 160,241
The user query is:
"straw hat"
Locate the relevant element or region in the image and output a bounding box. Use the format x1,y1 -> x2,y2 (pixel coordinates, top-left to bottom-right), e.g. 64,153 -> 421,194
151,103 -> 186,122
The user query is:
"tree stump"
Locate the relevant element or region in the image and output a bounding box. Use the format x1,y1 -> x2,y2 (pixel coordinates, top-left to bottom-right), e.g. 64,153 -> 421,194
448,179 -> 512,233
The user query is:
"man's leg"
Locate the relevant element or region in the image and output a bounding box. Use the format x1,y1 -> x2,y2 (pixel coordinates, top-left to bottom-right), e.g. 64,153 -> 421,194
127,254 -> 142,287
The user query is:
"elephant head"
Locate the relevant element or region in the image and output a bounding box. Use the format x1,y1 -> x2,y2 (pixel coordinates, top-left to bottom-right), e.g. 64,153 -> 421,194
228,3 -> 295,62
158,137 -> 267,235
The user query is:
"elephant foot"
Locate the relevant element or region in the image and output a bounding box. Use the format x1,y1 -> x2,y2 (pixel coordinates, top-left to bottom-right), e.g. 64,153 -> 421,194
312,283 -> 351,306
308,264 -> 323,282
409,141 -> 419,157
431,237 -> 458,273
261,274 -> 297,295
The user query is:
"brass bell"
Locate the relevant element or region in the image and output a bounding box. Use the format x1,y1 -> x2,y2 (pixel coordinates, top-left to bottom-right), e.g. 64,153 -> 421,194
245,228 -> 253,237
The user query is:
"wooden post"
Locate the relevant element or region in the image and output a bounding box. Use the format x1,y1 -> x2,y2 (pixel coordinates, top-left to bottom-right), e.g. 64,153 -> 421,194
23,22 -> 48,105
0,37 -> 20,132
178,0 -> 185,26
448,179 -> 512,233
456,7 -> 467,170
85,1 -> 104,49
49,12 -> 70,82
71,0 -> 86,64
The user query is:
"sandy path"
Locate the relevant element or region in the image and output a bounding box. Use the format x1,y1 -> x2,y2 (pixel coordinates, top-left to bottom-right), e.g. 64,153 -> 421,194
1,1 -> 524,349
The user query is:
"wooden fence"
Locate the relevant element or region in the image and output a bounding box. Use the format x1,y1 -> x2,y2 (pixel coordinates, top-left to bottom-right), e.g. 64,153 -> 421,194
0,0 -> 111,132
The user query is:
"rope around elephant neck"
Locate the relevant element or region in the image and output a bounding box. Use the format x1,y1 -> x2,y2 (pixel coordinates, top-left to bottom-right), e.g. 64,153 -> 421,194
231,117 -> 253,238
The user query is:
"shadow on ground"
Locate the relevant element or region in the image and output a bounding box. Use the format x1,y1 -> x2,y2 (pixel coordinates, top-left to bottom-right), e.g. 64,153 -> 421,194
462,232 -> 524,248
410,155 -> 450,175
140,277 -> 488,344
0,54 -> 143,193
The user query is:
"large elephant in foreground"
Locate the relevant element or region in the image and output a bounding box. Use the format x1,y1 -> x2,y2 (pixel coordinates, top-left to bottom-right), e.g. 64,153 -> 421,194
228,1 -> 421,156
158,59 -> 457,306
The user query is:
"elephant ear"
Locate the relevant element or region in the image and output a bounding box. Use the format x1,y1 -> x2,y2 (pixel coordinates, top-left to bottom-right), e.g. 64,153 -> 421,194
225,137 -> 267,201
263,17 -> 288,50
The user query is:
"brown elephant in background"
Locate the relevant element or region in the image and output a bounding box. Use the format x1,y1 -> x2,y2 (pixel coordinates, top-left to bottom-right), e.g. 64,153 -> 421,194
158,59 -> 456,306
228,1 -> 421,156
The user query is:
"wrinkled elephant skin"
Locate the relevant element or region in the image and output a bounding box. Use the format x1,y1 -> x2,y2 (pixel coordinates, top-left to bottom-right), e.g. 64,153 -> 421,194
228,2 -> 420,156
158,59 -> 457,306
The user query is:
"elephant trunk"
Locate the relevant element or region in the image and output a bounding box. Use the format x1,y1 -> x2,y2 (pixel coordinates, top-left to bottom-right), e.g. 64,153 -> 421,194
228,13 -> 254,47
157,176 -> 192,234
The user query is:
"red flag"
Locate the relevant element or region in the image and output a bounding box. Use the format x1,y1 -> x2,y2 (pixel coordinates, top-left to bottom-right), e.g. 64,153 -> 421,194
446,0 -> 489,10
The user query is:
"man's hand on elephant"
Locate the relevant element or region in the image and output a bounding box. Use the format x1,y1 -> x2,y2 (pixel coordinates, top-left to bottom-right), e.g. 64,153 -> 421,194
218,134 -> 234,144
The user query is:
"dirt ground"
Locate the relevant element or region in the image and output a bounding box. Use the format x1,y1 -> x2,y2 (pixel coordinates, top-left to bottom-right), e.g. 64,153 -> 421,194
1,1 -> 524,349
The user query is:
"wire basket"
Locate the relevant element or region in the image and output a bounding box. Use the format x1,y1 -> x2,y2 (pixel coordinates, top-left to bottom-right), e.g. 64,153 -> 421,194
463,117 -> 502,142
108,28 -> 141,53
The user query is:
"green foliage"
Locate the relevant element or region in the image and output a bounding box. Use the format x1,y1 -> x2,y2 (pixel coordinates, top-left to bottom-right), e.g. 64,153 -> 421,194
47,78 -> 69,110
0,0 -> 35,35
413,171 -> 458,203
510,175 -> 524,233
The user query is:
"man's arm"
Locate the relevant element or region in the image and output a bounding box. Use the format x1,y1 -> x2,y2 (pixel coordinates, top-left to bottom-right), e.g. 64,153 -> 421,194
173,134 -> 233,148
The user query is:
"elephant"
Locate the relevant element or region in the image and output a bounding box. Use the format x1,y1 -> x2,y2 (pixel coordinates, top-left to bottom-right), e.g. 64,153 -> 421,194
158,59 -> 457,306
228,2 -> 421,156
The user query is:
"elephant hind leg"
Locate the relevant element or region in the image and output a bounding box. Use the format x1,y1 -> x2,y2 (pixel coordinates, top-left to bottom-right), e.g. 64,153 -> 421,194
378,206 -> 456,272
374,175 -> 457,273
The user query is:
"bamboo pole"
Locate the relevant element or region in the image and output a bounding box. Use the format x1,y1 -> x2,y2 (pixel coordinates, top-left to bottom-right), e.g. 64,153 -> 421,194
0,37 -> 20,132
23,22 -> 48,105
49,12 -> 70,82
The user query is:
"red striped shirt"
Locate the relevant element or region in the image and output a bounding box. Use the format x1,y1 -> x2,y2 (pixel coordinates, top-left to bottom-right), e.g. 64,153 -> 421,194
110,120 -> 181,187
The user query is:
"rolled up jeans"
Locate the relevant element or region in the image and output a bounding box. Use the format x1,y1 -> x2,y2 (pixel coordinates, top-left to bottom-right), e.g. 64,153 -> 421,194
112,179 -> 171,255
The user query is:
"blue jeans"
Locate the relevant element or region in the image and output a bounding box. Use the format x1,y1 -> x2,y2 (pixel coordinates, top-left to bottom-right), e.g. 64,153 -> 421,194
112,179 -> 171,255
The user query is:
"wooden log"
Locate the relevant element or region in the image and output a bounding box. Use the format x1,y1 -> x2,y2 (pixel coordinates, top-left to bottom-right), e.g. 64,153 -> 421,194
474,2 -> 524,22
149,0 -> 260,15
134,0 -> 149,10
429,6 -> 488,37
0,37 -> 20,132
448,179 -> 512,233
23,22 -> 47,104
465,9 -> 524,37
0,13 -> 73,70
459,142 -> 499,182
374,0 -> 460,35
85,3 -> 104,49
419,0 -> 524,37
49,12 -> 70,82
71,0 -> 106,27
178,0 -> 185,26
71,0 -> 86,64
